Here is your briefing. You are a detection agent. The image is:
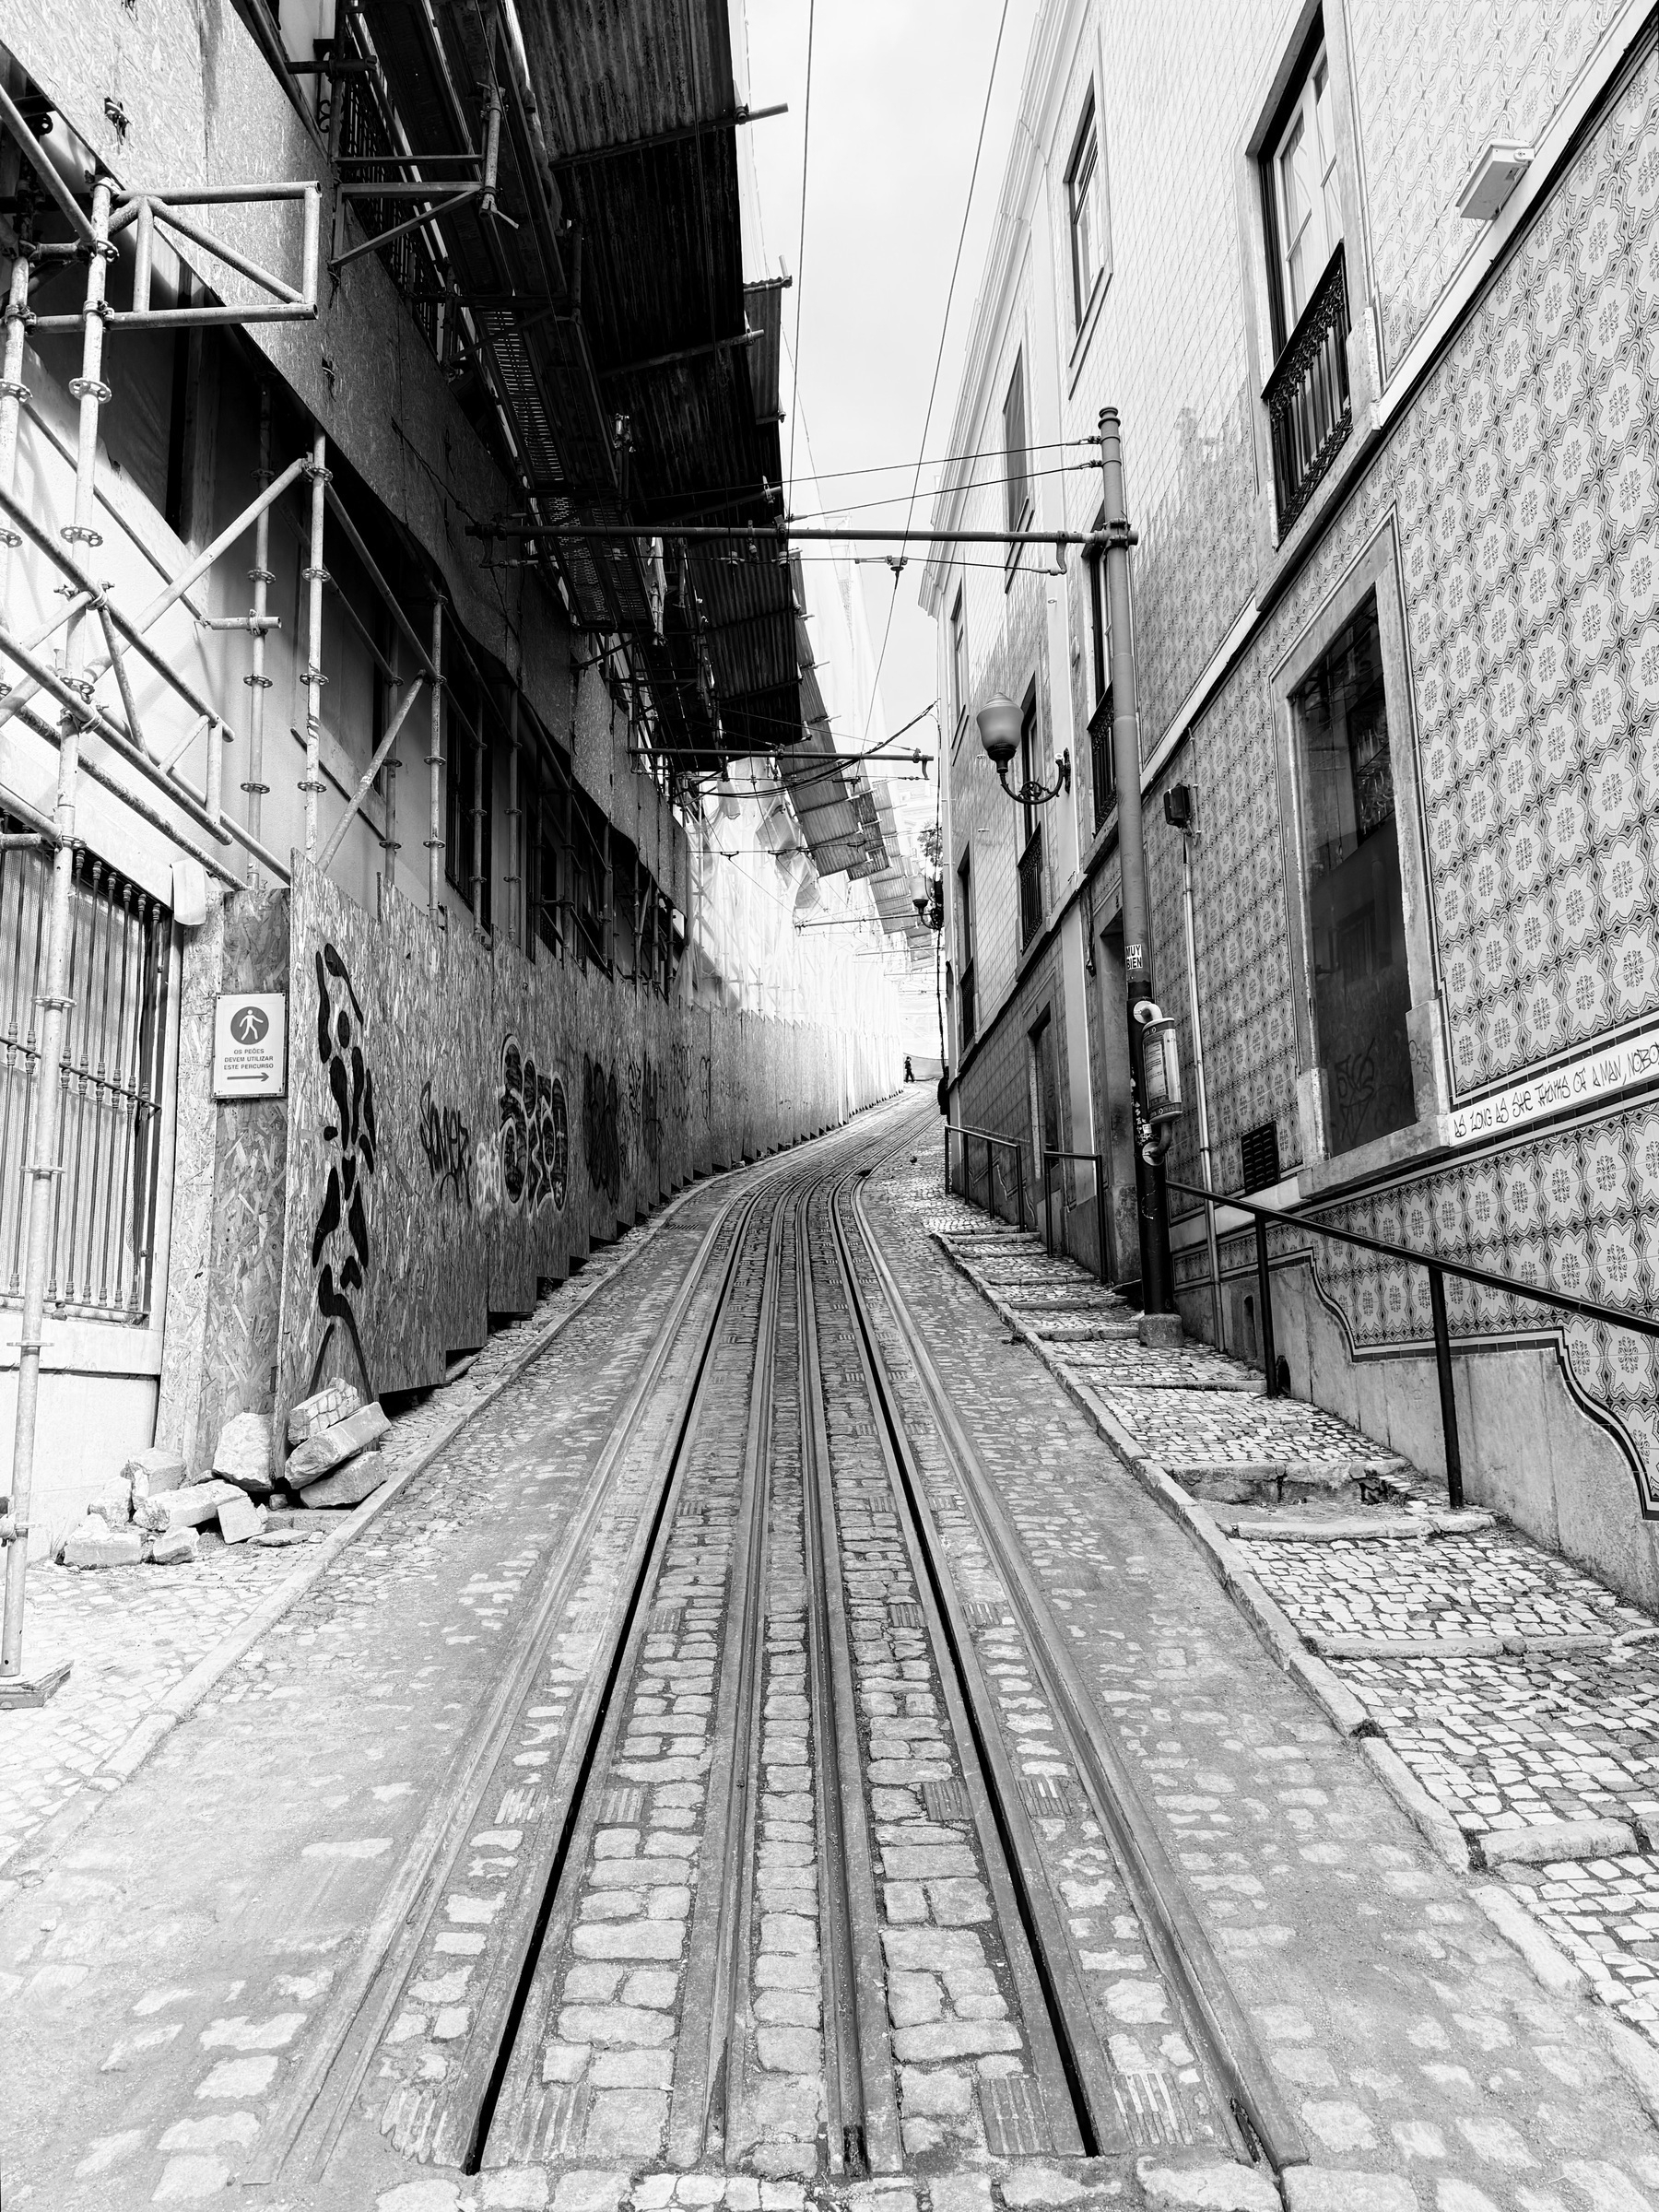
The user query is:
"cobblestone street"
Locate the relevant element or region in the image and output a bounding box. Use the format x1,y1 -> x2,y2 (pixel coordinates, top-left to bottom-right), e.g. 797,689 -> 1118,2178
5,1102 -> 1659,2212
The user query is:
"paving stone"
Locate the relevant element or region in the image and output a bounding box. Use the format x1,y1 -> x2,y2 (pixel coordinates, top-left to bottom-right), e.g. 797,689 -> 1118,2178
1135,2163 -> 1279,2212
1280,2173 -> 1417,2212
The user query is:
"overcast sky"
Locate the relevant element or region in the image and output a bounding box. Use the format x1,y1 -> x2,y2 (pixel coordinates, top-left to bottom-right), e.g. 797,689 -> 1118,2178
739,0 -> 1041,759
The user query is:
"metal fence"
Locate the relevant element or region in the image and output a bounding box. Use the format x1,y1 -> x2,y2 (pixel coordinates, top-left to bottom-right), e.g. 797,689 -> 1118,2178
0,830 -> 170,1321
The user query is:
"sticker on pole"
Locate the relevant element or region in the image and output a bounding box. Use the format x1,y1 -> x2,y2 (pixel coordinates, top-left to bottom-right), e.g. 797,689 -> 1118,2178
214,993 -> 288,1100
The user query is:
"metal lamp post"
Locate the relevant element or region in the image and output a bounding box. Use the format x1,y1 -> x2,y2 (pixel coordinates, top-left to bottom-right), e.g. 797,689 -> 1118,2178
1098,406 -> 1175,1322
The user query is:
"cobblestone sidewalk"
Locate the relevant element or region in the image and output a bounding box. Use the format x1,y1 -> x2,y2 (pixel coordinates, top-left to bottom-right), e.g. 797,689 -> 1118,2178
0,1216 -> 668,1885
927,1193 -> 1659,2055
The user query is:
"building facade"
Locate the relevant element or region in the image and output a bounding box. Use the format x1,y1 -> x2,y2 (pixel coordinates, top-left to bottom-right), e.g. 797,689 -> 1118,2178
927,0 -> 1659,1605
0,0 -> 918,1555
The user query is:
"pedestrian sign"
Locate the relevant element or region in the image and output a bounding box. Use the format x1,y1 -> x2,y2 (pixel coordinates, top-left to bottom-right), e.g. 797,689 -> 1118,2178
214,992 -> 288,1100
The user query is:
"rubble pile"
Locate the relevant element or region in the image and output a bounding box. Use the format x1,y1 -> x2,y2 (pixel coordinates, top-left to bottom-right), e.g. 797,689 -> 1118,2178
277,1383 -> 390,1509
55,1388 -> 391,1571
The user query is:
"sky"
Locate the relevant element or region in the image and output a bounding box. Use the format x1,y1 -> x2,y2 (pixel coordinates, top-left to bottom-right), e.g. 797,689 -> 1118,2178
737,0 -> 1042,760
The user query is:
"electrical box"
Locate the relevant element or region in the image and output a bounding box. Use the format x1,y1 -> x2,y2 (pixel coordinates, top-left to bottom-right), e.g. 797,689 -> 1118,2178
1457,142 -> 1533,222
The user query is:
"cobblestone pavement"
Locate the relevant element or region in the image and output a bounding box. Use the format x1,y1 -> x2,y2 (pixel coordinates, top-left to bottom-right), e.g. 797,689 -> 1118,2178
930,1182 -> 1659,2065
6,1102 -> 1659,2212
0,1206 -> 688,1885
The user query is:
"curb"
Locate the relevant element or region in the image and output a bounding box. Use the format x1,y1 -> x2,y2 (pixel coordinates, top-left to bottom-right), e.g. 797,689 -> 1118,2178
930,1213 -> 1659,2136
2,1161 -> 735,1888
929,1230 -> 1373,1743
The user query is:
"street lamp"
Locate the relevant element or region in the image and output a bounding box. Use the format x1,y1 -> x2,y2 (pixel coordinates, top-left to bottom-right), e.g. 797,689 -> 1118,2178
976,694 -> 1070,806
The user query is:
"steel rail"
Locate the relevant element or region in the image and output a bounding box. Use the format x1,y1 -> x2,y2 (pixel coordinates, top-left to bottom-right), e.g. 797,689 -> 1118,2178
667,1194 -> 784,2166
847,1171 -> 1309,2176
472,1185 -> 771,2171
249,1187 -> 758,2187
824,1171 -> 1112,2160
794,1174 -> 903,2176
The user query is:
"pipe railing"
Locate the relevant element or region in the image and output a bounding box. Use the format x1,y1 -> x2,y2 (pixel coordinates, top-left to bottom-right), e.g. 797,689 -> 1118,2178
1166,1172 -> 1659,1512
1041,1148 -> 1110,1285
944,1121 -> 1027,1231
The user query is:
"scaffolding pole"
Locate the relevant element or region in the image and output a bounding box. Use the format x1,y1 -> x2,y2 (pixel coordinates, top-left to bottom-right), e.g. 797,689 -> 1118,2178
243,384 -> 274,880
301,432 -> 329,853
427,601 -> 443,913
0,180 -> 113,1703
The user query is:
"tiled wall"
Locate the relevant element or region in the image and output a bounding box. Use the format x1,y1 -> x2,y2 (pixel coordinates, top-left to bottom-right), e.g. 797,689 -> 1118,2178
1349,0 -> 1627,378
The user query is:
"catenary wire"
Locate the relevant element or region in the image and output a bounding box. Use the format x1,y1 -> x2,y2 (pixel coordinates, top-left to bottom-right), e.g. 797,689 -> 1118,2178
861,0 -> 1013,746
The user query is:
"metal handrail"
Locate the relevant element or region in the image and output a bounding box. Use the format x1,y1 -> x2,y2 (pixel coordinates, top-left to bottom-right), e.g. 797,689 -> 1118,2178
945,1122 -> 1027,1230
1166,1171 -> 1659,1512
1041,1148 -> 1109,1286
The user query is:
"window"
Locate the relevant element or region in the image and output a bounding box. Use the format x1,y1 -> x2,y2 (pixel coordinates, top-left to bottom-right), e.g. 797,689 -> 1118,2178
1291,597 -> 1413,1156
1003,352 -> 1030,533
949,585 -> 969,738
1271,44 -> 1341,335
444,665 -> 493,931
1018,688 -> 1041,847
1066,98 -> 1104,326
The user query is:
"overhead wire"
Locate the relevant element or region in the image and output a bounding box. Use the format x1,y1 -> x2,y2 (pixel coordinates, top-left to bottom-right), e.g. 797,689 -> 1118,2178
860,0 -> 1014,747
786,0 -> 816,502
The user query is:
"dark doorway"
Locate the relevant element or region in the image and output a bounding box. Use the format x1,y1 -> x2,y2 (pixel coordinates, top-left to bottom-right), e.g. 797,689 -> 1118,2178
1292,597 -> 1413,1155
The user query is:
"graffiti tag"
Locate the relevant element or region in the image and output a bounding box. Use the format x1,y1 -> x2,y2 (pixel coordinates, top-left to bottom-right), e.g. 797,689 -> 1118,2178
418,1083 -> 474,1207
310,941 -> 376,1394
583,1053 -> 625,1204
500,1034 -> 568,1218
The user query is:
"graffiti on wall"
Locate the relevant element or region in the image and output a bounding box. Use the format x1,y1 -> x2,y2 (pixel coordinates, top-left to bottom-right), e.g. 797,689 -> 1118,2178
418,1084 -> 474,1208
641,1054 -> 661,1167
583,1053 -> 624,1204
670,1040 -> 692,1125
500,1035 -> 568,1217
311,943 -> 377,1393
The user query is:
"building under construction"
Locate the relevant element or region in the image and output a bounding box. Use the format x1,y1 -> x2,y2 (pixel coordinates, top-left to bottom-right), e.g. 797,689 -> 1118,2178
0,0 -> 927,1561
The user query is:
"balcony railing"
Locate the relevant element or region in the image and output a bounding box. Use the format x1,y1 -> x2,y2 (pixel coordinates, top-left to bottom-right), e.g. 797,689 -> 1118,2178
959,959 -> 977,1048
1088,690 -> 1114,832
1018,825 -> 1043,949
1265,242 -> 1352,535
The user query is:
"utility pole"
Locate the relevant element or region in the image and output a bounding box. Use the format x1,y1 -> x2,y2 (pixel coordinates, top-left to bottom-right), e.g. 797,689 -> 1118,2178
1098,406 -> 1174,1323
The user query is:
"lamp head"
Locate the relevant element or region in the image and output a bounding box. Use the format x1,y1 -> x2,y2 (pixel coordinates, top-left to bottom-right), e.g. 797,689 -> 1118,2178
975,693 -> 1020,771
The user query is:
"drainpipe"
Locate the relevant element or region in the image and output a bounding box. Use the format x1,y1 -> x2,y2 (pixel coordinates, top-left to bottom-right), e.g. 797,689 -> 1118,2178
1098,406 -> 1173,1315
1180,817 -> 1224,1347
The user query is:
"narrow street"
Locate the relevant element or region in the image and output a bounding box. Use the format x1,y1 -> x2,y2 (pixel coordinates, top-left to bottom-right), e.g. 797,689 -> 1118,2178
3,1 -> 1659,2206
6,1098 -> 1657,2212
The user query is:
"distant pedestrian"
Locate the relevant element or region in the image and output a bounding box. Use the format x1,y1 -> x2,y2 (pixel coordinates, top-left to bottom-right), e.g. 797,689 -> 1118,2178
904,1054 -> 914,1083
936,1067 -> 949,1115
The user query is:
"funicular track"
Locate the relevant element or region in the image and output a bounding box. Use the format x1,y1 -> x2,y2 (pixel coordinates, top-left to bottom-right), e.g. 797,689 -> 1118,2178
253,1105 -> 1301,2195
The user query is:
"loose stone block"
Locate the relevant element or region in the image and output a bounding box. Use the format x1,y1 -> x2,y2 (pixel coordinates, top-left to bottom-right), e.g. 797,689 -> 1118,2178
135,1480 -> 241,1535
213,1411 -> 276,1498
218,1494 -> 263,1546
299,1448 -> 389,1510
63,1519 -> 143,1569
287,1400 -> 391,1486
120,1446 -> 185,1497
287,1381 -> 361,1446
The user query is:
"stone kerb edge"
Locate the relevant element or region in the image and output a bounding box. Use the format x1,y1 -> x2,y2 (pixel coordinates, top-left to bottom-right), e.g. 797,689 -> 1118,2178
925,1230 -> 1373,1740
929,1220 -> 1659,2129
